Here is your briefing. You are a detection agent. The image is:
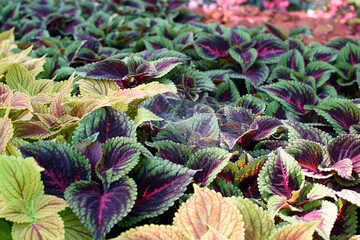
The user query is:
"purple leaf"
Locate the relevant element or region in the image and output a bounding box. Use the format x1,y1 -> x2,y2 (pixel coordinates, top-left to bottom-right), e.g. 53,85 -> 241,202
312,46 -> 339,62
72,106 -> 137,145
152,57 -> 183,78
97,137 -> 142,188
337,43 -> 360,66
252,116 -> 281,140
194,35 -> 230,60
215,80 -> 240,103
260,81 -> 317,115
123,157 -> 196,225
262,21 -> 287,40
187,148 -> 232,186
73,141 -> 103,173
150,140 -> 191,165
220,122 -> 257,149
236,95 -> 267,115
328,134 -> 360,175
313,99 -> 360,135
258,148 -> 305,200
278,49 -> 305,73
229,47 -> 257,73
232,63 -> 269,87
254,34 -> 287,63
325,37 -> 358,50
282,120 -> 333,146
305,61 -> 337,87
20,142 -> 91,198
84,60 -> 129,80
64,177 -> 136,239
224,106 -> 253,125
286,140 -> 332,179
230,28 -> 251,46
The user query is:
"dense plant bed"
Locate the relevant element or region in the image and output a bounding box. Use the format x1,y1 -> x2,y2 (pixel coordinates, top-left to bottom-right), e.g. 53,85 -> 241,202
1,0 -> 360,239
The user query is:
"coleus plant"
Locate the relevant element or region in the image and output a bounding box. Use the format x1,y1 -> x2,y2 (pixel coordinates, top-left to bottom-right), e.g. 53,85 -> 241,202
19,106 -> 197,239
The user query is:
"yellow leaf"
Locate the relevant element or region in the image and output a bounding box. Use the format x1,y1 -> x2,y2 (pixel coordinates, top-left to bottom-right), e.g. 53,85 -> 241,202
134,107 -> 164,127
173,184 -> 245,240
0,199 -> 32,223
0,28 -> 15,42
12,214 -> 64,240
113,224 -> 186,240
200,227 -> 229,240
77,78 -> 120,96
0,155 -> 44,203
269,221 -> 321,240
32,195 -> 68,219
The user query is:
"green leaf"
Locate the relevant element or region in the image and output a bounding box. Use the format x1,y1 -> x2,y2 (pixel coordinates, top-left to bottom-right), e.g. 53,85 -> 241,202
0,199 -> 33,223
269,221 -> 320,240
0,155 -> 44,203
134,107 -> 164,127
288,26 -> 313,38
231,196 -> 275,240
0,219 -> 12,240
59,208 -> 92,240
32,195 -> 68,219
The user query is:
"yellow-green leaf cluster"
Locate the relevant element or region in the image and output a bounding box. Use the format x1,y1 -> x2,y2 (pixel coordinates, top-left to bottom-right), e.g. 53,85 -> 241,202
113,184 -> 321,240
0,155 -> 67,240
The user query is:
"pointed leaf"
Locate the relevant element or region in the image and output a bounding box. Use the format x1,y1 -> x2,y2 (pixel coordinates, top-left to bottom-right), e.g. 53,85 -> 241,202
97,137 -> 141,187
151,140 -> 191,165
330,202 -> 357,239
328,134 -> 360,175
59,208 -> 92,240
314,99 -> 360,135
224,106 -> 253,125
229,47 -> 257,73
262,22 -> 286,40
288,26 -> 313,38
72,106 -> 136,145
268,221 -> 320,240
152,57 -> 183,78
84,60 -> 129,80
64,177 -> 137,240
134,107 -> 164,127
337,43 -> 360,66
173,184 -> 245,240
232,63 -> 269,87
282,120 -> 332,145
11,214 -> 64,240
305,61 -> 337,88
254,34 -> 287,63
77,79 -> 119,96
286,140 -> 331,179
230,28 -> 251,46
0,155 -> 44,203
278,49 -> 305,73
194,35 -> 230,60
252,116 -> 281,140
215,80 -> 240,103
124,157 -> 196,225
19,142 -> 91,198
258,148 -> 305,200
311,46 -> 339,62
260,81 -> 317,115
188,148 -> 232,187
231,196 -> 275,240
